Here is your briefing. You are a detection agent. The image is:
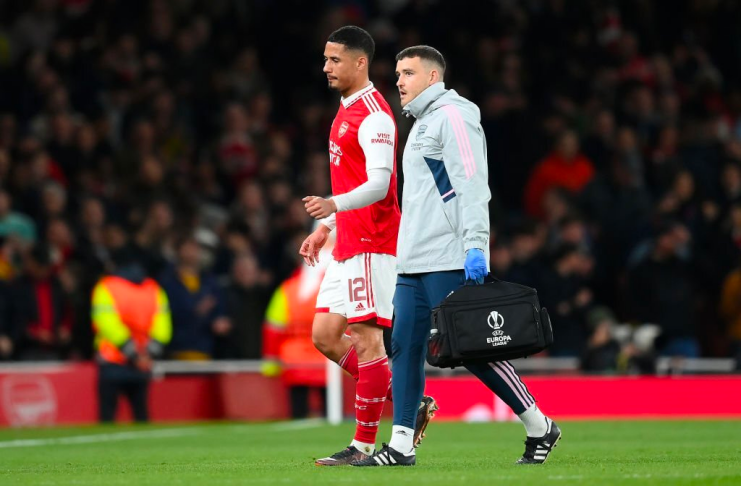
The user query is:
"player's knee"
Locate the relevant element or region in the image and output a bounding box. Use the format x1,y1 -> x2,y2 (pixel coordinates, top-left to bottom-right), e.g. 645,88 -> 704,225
349,333 -> 367,356
312,327 -> 335,356
350,326 -> 384,358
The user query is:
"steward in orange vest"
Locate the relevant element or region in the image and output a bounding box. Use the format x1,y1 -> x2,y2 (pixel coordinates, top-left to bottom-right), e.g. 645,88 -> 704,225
91,247 -> 172,422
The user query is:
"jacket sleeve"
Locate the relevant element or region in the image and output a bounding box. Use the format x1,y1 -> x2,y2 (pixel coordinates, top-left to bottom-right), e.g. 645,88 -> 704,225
262,286 -> 287,359
439,105 -> 491,251
91,282 -> 131,346
149,286 -> 172,345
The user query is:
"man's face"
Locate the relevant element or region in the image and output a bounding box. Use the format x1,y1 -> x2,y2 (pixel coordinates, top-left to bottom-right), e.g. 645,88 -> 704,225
178,240 -> 202,268
323,42 -> 361,93
395,57 -> 433,107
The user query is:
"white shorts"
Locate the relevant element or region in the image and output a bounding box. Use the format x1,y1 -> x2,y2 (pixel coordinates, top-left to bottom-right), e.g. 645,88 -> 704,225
315,253 -> 395,328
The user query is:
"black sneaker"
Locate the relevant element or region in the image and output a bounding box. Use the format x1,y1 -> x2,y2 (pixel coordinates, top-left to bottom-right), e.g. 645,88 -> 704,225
413,396 -> 439,448
351,443 -> 416,467
516,419 -> 562,464
315,446 -> 370,466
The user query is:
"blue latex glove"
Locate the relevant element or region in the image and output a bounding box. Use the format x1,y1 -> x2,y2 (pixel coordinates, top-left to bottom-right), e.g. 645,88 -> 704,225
464,248 -> 487,284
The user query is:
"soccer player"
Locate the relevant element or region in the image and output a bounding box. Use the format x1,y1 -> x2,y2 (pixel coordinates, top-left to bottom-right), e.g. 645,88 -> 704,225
353,46 -> 562,467
299,26 -> 437,466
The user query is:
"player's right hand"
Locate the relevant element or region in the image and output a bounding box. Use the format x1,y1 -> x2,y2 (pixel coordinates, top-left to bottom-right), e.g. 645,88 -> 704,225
299,226 -> 330,266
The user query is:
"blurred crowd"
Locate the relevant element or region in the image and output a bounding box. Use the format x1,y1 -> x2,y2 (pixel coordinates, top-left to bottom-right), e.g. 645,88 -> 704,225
0,0 -> 740,371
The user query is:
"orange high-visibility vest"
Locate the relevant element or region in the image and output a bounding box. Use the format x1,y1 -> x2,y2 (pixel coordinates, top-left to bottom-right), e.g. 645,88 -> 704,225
263,271 -> 326,386
91,276 -> 172,364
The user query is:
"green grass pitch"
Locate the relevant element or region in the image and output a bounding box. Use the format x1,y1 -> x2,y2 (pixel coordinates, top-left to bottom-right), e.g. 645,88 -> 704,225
0,420 -> 739,485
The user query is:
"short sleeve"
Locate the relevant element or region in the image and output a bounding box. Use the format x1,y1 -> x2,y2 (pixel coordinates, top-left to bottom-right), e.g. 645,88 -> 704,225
357,111 -> 396,171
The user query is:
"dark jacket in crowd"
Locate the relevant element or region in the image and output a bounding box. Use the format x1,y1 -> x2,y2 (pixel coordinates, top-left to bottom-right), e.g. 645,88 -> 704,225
216,283 -> 271,359
159,266 -> 226,357
628,255 -> 695,341
9,275 -> 72,360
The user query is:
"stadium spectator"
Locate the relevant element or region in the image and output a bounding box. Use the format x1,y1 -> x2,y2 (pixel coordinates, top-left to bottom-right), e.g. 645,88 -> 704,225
159,235 -> 229,360
0,277 -> 12,360
581,306 -> 625,372
501,220 -> 546,289
539,244 -> 594,357
9,243 -> 72,360
582,109 -> 616,173
0,187 -> 36,244
720,258 -> 741,370
0,235 -> 14,281
581,306 -> 657,374
219,253 -> 271,359
628,221 -> 699,357
132,200 -> 174,277
524,130 -> 595,219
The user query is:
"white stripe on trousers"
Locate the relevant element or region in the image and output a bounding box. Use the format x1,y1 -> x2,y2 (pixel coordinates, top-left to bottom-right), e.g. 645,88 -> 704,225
501,361 -> 535,406
489,361 -> 534,409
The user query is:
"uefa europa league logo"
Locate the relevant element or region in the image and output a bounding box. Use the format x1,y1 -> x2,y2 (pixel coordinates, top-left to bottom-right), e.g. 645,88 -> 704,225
487,310 -> 504,330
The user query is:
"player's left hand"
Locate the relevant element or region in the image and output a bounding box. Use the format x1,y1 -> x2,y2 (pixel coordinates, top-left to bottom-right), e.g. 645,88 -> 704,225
464,248 -> 487,284
299,225 -> 330,266
303,196 -> 337,219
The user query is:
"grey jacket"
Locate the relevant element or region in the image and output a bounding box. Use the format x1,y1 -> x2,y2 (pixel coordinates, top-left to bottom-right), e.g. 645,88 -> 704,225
397,82 -> 491,274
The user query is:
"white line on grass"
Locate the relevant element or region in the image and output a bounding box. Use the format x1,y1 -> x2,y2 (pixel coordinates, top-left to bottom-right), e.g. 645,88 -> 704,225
225,419 -> 325,433
0,427 -> 200,449
0,420 -> 326,449
270,419 -> 325,432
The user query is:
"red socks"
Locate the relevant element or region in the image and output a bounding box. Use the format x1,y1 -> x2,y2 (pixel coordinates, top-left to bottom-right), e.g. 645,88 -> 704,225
339,346 -> 359,379
339,346 -> 393,401
353,356 -> 391,445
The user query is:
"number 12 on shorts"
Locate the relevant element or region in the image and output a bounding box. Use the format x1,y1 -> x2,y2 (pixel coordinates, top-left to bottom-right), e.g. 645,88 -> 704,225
348,277 -> 367,302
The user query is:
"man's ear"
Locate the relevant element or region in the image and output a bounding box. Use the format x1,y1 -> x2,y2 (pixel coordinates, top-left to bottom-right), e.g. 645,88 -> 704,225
429,69 -> 440,85
357,56 -> 368,71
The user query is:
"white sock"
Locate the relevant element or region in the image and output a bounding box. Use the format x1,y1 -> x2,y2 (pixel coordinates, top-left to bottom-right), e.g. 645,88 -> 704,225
351,440 -> 375,455
388,425 -> 415,454
518,404 -> 550,437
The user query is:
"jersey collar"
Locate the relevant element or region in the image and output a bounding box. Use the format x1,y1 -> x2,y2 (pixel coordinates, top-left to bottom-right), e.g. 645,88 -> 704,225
341,83 -> 375,108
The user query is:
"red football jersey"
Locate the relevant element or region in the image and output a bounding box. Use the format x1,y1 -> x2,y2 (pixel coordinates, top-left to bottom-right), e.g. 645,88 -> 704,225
329,84 -> 400,261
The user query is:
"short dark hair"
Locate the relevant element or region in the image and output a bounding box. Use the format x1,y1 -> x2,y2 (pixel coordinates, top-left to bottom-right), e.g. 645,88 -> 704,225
395,45 -> 446,76
327,26 -> 375,64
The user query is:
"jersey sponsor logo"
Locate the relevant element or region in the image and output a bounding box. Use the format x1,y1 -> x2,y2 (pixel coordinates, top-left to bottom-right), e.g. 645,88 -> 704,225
339,121 -> 349,138
329,140 -> 343,166
371,132 -> 393,146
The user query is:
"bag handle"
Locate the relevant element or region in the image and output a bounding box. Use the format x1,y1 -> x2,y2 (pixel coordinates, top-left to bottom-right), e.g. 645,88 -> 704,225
464,273 -> 500,286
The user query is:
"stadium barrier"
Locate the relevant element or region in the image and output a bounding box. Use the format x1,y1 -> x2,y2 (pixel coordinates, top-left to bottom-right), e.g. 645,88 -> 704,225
0,360 -> 738,427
